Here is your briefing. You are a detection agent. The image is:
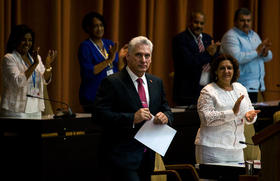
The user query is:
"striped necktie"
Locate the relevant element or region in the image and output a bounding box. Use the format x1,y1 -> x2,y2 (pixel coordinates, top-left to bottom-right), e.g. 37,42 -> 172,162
197,36 -> 205,53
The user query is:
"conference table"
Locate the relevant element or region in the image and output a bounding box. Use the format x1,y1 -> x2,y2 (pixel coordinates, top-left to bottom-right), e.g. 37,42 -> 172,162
1,102 -> 278,180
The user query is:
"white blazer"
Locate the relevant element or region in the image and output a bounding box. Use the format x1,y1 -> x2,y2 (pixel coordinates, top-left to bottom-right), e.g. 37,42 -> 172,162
1,50 -> 48,113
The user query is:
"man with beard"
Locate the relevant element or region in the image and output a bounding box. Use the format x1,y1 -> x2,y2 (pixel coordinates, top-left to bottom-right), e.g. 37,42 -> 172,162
220,8 -> 273,103
172,11 -> 220,106
220,8 -> 273,162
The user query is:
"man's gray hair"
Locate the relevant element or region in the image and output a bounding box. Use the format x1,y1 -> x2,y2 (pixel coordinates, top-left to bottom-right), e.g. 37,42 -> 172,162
128,36 -> 153,53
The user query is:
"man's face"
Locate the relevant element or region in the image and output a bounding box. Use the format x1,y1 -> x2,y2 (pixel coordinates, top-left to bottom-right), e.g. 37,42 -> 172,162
190,13 -> 205,37
235,14 -> 252,34
126,44 -> 151,77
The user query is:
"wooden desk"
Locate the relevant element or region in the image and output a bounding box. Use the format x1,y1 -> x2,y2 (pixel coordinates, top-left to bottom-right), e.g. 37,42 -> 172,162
196,162 -> 261,181
1,114 -> 101,181
253,100 -> 280,133
252,121 -> 280,181
1,104 -> 277,181
1,110 -> 200,180
163,108 -> 200,165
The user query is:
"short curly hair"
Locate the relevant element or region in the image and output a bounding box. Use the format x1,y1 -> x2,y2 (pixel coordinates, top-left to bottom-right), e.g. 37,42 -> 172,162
82,11 -> 105,34
211,54 -> 240,84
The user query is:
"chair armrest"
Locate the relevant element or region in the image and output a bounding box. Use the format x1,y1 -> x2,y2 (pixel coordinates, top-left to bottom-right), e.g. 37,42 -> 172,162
165,164 -> 200,181
152,170 -> 183,181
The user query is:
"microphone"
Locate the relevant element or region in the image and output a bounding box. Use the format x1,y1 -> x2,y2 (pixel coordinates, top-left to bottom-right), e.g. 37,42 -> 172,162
239,141 -> 255,146
26,94 -> 76,118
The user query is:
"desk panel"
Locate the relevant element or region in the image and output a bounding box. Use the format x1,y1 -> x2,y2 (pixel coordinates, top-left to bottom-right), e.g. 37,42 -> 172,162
163,109 -> 200,165
1,114 -> 101,181
1,105 -> 277,180
197,162 -> 260,181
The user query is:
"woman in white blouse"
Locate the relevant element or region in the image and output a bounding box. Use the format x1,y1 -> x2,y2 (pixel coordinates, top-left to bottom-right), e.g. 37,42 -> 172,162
195,54 -> 260,164
0,24 -> 57,118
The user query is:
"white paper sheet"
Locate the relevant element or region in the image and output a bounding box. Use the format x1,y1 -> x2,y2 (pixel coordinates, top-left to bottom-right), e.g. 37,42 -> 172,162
134,116 -> 177,156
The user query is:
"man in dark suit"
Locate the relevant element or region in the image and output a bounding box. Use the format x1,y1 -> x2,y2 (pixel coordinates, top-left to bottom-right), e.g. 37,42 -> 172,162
172,11 -> 220,106
94,36 -> 173,181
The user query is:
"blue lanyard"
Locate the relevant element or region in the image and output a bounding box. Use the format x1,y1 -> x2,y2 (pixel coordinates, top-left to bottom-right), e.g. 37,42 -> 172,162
26,54 -> 36,88
90,39 -> 109,59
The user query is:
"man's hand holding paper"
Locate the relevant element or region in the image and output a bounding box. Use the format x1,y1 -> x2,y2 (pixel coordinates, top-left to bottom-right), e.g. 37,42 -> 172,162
134,114 -> 176,156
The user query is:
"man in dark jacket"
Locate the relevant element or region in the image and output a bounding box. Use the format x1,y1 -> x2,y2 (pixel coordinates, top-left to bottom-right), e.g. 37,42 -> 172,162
94,36 -> 173,181
172,11 -> 220,106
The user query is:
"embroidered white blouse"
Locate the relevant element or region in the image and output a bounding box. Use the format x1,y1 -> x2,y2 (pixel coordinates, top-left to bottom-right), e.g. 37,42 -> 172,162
194,82 -> 256,149
1,50 -> 48,113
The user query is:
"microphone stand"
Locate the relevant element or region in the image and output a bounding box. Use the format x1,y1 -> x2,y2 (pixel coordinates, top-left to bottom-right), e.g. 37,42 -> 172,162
239,141 -> 255,146
27,94 -> 76,118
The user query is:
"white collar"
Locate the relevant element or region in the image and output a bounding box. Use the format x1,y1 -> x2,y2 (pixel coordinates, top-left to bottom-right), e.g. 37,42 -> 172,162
126,66 -> 146,84
188,28 -> 203,41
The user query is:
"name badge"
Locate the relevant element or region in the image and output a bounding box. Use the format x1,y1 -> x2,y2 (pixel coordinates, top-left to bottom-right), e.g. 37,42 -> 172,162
31,87 -> 40,96
106,69 -> 114,76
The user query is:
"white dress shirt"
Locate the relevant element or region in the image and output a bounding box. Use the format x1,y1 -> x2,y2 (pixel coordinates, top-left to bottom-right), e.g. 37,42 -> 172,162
126,66 -> 150,107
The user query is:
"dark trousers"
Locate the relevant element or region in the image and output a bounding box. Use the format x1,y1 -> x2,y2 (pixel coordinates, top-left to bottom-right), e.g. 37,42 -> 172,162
100,150 -> 153,181
248,92 -> 258,103
81,104 -> 94,114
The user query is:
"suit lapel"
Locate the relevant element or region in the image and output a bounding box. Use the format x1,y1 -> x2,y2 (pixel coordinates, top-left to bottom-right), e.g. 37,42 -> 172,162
186,29 -> 200,53
202,34 -> 211,47
146,74 -> 154,110
120,69 -> 143,109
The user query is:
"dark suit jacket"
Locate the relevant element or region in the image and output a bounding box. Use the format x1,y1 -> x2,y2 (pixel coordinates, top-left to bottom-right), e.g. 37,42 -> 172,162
94,68 -> 173,172
172,29 -> 216,106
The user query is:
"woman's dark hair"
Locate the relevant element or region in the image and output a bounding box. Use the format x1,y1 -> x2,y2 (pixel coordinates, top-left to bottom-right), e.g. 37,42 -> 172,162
6,24 -> 35,53
211,54 -> 240,83
82,11 -> 106,34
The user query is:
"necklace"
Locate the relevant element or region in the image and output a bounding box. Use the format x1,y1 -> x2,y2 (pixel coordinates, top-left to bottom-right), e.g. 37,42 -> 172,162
90,38 -> 109,60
